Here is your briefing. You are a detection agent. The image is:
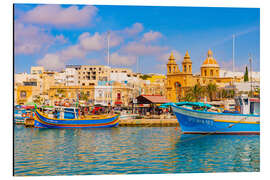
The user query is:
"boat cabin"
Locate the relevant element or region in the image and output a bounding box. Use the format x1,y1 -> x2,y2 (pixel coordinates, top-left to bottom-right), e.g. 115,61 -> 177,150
235,95 -> 260,115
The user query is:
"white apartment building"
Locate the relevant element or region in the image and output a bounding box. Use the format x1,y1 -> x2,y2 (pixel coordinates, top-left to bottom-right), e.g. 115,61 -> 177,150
78,65 -> 111,86
65,68 -> 79,86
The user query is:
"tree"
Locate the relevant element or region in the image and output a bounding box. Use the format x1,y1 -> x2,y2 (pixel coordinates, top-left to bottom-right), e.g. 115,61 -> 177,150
140,74 -> 152,80
79,92 -> 88,102
206,83 -> 217,101
244,66 -> 249,82
55,89 -> 66,99
184,84 -> 203,102
33,95 -> 42,105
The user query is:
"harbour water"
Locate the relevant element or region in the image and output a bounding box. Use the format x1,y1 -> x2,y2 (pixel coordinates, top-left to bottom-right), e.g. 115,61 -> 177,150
14,125 -> 260,176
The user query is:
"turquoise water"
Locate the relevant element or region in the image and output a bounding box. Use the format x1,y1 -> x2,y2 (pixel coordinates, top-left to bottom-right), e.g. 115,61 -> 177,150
14,125 -> 260,176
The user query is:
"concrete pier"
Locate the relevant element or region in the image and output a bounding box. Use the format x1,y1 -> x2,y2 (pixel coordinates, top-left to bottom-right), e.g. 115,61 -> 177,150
119,119 -> 179,127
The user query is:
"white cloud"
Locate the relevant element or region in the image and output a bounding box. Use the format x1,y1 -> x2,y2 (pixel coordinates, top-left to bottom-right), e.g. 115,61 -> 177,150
79,32 -> 106,51
110,53 -> 136,66
109,32 -> 123,47
122,23 -> 143,36
121,42 -> 168,56
141,31 -> 162,42
21,5 -> 98,27
60,45 -> 86,61
37,54 -> 65,70
14,22 -> 53,54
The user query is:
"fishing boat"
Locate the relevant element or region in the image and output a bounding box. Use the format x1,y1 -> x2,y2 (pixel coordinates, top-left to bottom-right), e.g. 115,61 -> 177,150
34,107 -> 120,128
171,96 -> 260,134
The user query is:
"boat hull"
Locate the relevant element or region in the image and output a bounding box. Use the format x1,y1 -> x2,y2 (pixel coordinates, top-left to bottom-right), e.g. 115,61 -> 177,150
172,105 -> 260,134
34,109 -> 119,128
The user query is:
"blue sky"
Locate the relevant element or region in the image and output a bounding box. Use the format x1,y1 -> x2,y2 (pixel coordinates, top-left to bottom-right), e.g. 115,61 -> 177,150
14,4 -> 260,74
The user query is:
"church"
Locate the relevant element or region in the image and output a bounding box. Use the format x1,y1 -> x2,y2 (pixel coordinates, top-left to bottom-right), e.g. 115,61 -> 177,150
165,49 -> 241,102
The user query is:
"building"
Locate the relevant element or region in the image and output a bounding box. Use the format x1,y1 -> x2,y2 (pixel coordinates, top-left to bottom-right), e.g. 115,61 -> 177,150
15,81 -> 41,105
65,68 -> 79,86
48,85 -> 95,106
166,50 -> 242,102
94,85 -> 113,106
31,66 -> 44,75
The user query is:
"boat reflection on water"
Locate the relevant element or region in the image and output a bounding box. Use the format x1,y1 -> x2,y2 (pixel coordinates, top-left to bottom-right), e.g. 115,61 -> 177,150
174,133 -> 260,172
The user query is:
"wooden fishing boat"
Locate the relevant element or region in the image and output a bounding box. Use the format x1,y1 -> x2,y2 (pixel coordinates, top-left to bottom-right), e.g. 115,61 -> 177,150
171,96 -> 260,135
34,108 -> 120,128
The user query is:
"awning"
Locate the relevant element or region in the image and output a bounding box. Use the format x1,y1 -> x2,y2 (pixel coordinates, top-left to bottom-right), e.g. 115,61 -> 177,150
115,101 -> 122,105
136,95 -> 169,104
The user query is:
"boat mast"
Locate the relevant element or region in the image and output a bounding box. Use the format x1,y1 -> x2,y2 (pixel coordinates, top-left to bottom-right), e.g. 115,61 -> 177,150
107,31 -> 110,67
232,34 -> 236,93
232,34 -> 235,74
249,54 -> 253,97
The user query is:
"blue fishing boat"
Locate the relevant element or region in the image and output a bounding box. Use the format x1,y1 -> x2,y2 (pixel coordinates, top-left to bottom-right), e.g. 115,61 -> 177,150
34,107 -> 120,128
171,96 -> 260,134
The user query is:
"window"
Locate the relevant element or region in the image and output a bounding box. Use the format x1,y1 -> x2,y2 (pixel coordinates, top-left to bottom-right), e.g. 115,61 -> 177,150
210,70 -> 213,76
204,70 -> 207,76
173,67 -> 175,72
117,92 -> 121,100
20,91 -> 26,98
184,65 -> 186,72
189,65 -> 191,72
169,67 -> 171,73
98,90 -> 102,98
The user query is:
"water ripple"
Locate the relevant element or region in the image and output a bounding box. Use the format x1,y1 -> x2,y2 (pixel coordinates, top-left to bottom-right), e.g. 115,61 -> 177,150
14,126 -> 260,176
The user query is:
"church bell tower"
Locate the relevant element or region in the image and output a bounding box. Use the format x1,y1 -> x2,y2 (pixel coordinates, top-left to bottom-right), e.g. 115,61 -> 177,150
167,52 -> 179,74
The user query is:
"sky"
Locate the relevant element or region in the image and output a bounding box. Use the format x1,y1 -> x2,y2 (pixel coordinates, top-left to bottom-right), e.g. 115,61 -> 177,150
14,4 -> 260,74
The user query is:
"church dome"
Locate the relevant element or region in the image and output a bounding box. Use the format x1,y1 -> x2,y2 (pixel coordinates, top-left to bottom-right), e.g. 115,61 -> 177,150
201,49 -> 219,68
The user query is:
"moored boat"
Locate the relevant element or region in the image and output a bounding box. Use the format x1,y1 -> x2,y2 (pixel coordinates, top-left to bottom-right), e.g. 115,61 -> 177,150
34,107 -> 120,128
171,97 -> 260,135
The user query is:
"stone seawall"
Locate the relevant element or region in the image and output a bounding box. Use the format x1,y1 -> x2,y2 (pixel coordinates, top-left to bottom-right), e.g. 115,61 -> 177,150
119,119 -> 179,127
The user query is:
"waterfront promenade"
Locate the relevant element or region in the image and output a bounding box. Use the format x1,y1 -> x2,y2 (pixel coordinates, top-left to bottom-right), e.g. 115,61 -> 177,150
119,118 -> 178,127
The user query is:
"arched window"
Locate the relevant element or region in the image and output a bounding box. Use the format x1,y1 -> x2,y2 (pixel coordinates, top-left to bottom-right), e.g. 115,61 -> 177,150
204,70 -> 207,76
20,91 -> 26,98
173,66 -> 175,72
184,65 -> 187,72
117,92 -> 121,100
189,65 -> 191,72
210,70 -> 213,76
98,90 -> 102,98
169,67 -> 171,73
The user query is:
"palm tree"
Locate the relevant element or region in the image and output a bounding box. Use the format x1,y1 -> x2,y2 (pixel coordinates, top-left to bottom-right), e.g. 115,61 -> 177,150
206,83 -> 217,101
228,89 -> 236,98
33,95 -> 42,105
184,84 -> 203,102
79,92 -> 88,102
55,89 -> 66,100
